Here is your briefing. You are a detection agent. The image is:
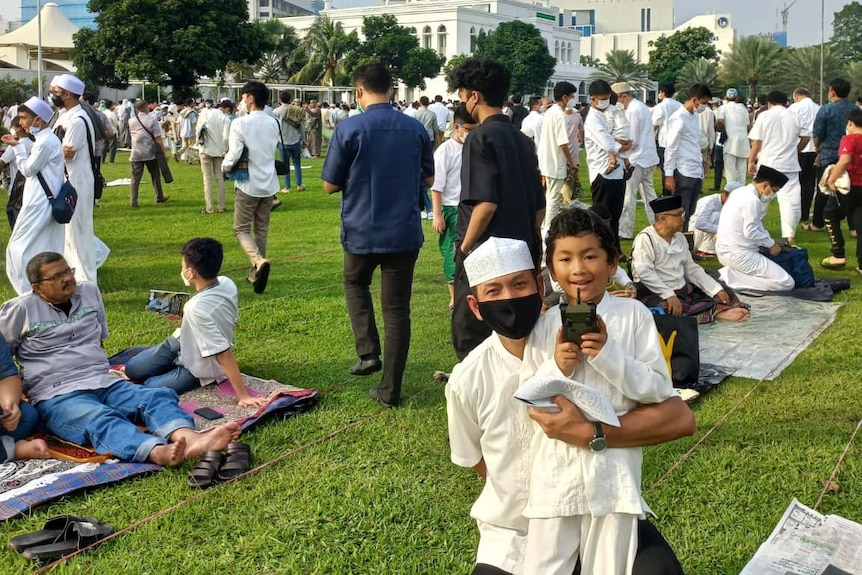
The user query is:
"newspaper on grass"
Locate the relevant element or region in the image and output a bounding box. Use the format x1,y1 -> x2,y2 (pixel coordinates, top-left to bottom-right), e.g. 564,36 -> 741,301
740,498 -> 862,575
514,374 -> 620,427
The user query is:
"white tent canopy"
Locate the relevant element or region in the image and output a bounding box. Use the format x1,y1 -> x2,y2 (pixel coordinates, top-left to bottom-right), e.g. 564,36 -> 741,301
0,3 -> 79,71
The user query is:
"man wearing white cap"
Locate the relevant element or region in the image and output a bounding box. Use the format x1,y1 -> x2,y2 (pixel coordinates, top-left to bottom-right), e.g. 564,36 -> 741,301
689,181 -> 743,258
49,74 -> 98,284
0,97 -> 65,295
612,82 -> 660,239
714,88 -> 750,186
446,236 -> 692,575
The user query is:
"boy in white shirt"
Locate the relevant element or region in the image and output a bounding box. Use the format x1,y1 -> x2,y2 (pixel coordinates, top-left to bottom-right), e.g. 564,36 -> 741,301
519,208 -> 675,575
124,238 -> 267,408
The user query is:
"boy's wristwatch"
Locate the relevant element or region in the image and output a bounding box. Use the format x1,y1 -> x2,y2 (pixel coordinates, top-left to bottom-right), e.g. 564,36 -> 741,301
589,422 -> 607,452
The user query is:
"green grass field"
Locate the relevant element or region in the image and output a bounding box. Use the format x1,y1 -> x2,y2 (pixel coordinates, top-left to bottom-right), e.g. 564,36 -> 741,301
0,150 -> 858,574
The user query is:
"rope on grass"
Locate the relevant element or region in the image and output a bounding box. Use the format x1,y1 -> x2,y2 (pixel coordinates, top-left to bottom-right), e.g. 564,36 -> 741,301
813,416 -> 862,511
645,313 -> 837,496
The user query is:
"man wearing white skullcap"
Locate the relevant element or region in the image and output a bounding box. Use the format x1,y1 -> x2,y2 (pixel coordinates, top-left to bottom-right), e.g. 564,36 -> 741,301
689,181 -> 743,257
714,88 -> 750,186
0,97 -> 65,294
445,235 -> 692,575
49,74 -> 99,284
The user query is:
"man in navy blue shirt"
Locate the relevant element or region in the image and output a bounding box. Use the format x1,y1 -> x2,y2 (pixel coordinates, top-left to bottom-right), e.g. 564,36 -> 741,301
808,78 -> 857,231
321,62 -> 434,408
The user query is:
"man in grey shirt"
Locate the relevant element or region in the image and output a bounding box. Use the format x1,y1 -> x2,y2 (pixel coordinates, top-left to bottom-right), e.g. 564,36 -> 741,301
273,91 -> 305,194
0,252 -> 241,466
129,100 -> 169,207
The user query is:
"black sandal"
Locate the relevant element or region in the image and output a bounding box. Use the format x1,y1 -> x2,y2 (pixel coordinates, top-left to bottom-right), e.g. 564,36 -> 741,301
21,519 -> 114,563
9,515 -> 101,553
187,451 -> 224,489
217,442 -> 251,481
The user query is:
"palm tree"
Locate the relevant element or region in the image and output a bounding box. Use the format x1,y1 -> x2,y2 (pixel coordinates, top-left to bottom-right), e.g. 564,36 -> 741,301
289,15 -> 358,86
776,44 -> 844,100
720,36 -> 781,103
589,49 -> 650,91
847,61 -> 862,103
675,58 -> 720,94
254,20 -> 302,82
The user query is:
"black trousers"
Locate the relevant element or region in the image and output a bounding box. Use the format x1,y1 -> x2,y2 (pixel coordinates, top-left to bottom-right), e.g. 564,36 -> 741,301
591,174 -> 626,252
712,145 -> 724,191
672,170 -> 702,232
343,249 -> 419,404
451,246 -> 492,361
471,519 -> 685,575
799,152 -> 817,222
812,164 -> 830,228
826,186 -> 862,267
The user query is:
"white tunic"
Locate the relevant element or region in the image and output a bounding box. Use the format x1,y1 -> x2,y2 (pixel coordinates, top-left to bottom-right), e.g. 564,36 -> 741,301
664,107 -> 703,179
748,105 -> 802,173
716,185 -> 794,291
624,98 -> 659,169
651,97 -> 682,149
519,295 -> 674,518
6,130 -> 65,295
632,226 -> 723,299
584,108 -> 623,182
538,104 -> 570,180
54,105 -> 97,284
788,97 -> 820,154
446,335 -> 533,574
715,102 -> 751,158
521,111 -> 544,149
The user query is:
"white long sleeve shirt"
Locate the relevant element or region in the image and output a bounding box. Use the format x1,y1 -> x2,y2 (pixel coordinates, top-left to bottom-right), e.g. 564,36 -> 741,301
584,107 -> 623,182
715,102 -> 750,158
716,184 -> 775,254
624,98 -> 659,168
651,97 -> 682,148
748,105 -> 803,174
691,193 -> 723,235
788,97 -> 820,154
223,110 -> 280,197
632,226 -> 723,300
664,106 -> 704,179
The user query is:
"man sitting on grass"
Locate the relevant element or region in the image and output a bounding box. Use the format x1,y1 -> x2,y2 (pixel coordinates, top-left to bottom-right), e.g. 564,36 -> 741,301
124,238 -> 267,408
0,252 -> 241,467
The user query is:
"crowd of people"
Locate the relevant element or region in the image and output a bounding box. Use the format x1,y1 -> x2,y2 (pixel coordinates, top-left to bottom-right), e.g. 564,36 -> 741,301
1,56 -> 861,572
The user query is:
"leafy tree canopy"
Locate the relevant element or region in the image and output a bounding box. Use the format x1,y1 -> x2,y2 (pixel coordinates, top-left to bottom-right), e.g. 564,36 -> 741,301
345,14 -> 445,90
648,27 -> 718,86
590,49 -> 649,91
719,35 -> 781,103
579,55 -> 601,68
74,0 -> 273,99
831,1 -> 862,62
474,21 -> 555,96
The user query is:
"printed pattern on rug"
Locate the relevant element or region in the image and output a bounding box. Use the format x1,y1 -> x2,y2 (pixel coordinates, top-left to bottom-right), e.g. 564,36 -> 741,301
699,296 -> 842,381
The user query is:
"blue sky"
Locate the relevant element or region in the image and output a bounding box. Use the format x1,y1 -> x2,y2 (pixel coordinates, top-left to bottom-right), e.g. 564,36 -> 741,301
1,0 -> 848,48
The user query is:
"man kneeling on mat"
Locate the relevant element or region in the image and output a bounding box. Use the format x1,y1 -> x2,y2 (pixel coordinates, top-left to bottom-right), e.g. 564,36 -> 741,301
0,252 -> 241,466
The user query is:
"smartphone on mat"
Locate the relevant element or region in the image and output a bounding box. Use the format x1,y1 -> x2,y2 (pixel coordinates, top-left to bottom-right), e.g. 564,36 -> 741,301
194,407 -> 224,420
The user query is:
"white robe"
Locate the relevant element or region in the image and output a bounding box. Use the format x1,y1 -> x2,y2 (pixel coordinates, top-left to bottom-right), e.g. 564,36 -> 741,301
690,194 -> 724,254
54,105 -> 98,284
6,131 -> 65,295
716,185 -> 794,291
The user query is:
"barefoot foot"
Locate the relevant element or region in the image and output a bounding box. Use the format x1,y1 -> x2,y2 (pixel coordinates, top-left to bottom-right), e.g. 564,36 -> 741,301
149,437 -> 186,467
14,438 -> 50,460
716,308 -> 750,322
183,422 -> 242,460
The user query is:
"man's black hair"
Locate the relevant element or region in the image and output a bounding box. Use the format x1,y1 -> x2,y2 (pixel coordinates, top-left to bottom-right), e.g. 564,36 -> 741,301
545,209 -> 618,268
353,62 -> 392,95
766,90 -> 788,106
82,92 -> 97,105
589,80 -> 612,97
182,238 -> 223,279
830,78 -> 851,99
26,252 -> 65,285
279,90 -> 293,104
527,96 -> 542,110
756,94 -> 767,106
185,98 -> 196,106
434,95 -> 443,102
553,81 -> 577,102
419,96 -> 430,106
848,108 -> 862,127
512,92 -> 523,104
446,57 -> 510,107
658,84 -> 675,98
241,81 -> 268,108
687,84 -> 712,100
104,99 -> 113,108
453,103 -> 475,125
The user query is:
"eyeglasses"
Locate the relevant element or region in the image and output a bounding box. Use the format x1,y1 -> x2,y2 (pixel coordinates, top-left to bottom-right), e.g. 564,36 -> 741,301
37,267 -> 75,283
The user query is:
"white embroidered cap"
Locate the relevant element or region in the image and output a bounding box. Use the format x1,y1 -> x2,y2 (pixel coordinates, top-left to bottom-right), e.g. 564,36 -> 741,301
464,237 -> 533,287
21,96 -> 52,124
52,74 -> 85,96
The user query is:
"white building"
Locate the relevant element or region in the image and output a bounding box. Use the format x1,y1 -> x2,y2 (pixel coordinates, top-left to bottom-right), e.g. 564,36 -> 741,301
280,0 -> 594,102
247,0 -> 316,20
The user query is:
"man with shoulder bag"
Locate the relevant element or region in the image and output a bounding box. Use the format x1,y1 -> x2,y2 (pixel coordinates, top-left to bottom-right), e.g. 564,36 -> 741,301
129,100 -> 170,208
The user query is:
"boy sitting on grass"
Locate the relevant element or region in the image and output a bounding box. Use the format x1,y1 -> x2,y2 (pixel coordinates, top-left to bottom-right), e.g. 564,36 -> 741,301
519,208 -> 675,575
124,238 -> 267,408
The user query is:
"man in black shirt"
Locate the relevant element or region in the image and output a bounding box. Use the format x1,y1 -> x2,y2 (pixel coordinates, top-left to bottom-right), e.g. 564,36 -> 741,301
446,58 -> 545,360
510,93 -> 529,129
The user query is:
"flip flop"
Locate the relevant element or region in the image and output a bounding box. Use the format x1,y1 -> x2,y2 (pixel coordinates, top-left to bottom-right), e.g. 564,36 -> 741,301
217,442 -> 251,482
820,257 -> 847,270
21,519 -> 114,563
8,515 -> 101,552
187,451 -> 224,489
801,223 -> 824,232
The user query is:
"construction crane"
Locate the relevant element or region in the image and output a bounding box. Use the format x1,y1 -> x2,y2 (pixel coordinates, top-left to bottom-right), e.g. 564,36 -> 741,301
778,0 -> 797,32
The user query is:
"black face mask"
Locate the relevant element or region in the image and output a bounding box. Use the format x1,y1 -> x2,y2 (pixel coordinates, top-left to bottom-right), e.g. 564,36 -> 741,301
477,293 -> 543,340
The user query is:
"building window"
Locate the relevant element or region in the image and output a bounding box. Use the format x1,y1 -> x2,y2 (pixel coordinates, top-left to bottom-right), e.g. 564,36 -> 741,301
641,7 -> 652,31
260,0 -> 269,6
437,25 -> 447,55
470,26 -> 477,53
567,42 -> 572,64
423,25 -> 432,49
260,10 -> 269,17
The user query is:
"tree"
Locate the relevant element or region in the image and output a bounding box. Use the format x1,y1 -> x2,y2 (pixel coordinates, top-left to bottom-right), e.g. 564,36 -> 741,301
0,76 -> 39,107
720,36 -> 781,103
345,14 -> 445,90
775,44 -> 844,101
474,21 -> 555,96
73,0 -> 271,99
831,1 -> 862,62
443,54 -> 469,79
254,19 -> 303,83
648,27 -> 719,86
846,61 -> 862,102
590,49 -> 649,90
579,55 -> 601,68
675,58 -> 720,94
289,15 -> 359,86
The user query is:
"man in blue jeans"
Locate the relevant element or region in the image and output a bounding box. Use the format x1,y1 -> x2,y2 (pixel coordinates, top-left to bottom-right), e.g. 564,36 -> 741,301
273,91 -> 305,194
0,252 -> 241,466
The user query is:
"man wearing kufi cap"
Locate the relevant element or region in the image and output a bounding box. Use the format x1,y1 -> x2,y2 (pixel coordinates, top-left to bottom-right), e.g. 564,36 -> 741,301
0,97 -> 66,295
689,181 -> 743,257
446,236 -> 692,575
716,166 -> 795,291
632,194 -> 750,322
612,81 -> 660,239
714,87 -> 750,186
49,74 -> 99,285
747,90 -> 806,241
